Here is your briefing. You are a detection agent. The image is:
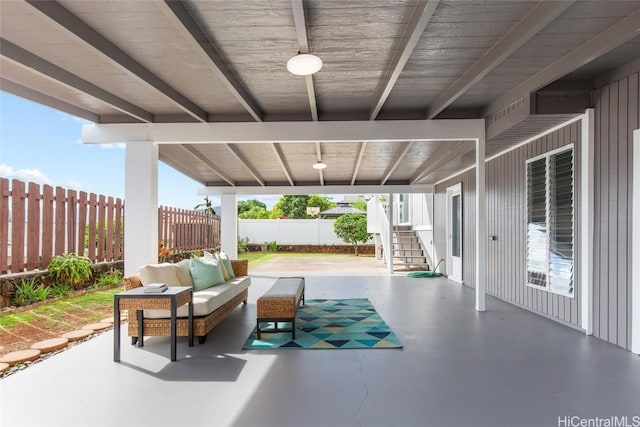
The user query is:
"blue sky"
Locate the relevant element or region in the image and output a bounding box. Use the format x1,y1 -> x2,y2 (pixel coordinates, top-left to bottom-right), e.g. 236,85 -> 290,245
0,92 -> 327,210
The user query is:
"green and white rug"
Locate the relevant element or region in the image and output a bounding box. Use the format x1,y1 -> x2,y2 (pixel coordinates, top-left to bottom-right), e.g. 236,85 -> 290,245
243,298 -> 402,349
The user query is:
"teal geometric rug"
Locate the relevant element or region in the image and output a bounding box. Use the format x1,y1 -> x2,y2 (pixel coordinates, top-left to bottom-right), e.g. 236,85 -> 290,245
243,298 -> 402,349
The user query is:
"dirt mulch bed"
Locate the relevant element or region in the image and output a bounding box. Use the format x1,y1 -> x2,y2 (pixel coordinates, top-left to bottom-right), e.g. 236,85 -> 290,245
0,287 -> 120,356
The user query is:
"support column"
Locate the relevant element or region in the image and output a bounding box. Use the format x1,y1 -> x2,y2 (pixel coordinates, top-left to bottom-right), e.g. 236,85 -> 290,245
581,109 -> 595,335
221,193 -> 238,259
388,193 -> 394,274
632,129 -> 640,354
124,142 -> 158,276
475,133 -> 486,312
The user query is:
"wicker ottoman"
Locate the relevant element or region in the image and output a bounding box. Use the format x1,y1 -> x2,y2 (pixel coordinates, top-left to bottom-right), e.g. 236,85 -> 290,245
256,277 -> 305,339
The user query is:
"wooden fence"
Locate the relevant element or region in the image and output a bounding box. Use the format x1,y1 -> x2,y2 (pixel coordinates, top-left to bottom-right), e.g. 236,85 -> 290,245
158,206 -> 220,253
0,177 -> 220,274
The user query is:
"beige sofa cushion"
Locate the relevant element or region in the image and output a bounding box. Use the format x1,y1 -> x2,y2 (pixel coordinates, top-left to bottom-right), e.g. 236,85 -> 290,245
138,263 -> 183,287
174,259 -> 193,287
143,276 -> 250,319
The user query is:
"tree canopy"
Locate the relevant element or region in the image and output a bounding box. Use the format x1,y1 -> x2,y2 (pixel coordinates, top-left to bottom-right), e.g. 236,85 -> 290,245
333,213 -> 371,255
307,194 -> 335,215
274,195 -> 309,218
238,199 -> 267,215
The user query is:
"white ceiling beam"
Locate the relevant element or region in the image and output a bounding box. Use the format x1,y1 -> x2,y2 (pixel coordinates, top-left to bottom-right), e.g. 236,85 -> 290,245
25,0 -> 208,123
426,0 -> 574,119
0,38 -> 153,123
410,141 -> 475,184
381,142 -> 413,185
225,145 -> 265,186
369,0 -> 439,120
315,142 -> 324,185
485,7 -> 640,115
350,141 -> 367,185
82,119 -> 485,144
0,77 -> 99,123
271,143 -> 295,186
200,184 -> 434,196
180,145 -> 236,186
158,1 -> 263,122
291,0 -> 319,122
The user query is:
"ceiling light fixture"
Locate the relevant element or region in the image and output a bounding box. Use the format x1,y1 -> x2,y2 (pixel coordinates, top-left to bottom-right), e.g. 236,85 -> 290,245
287,52 -> 323,76
312,161 -> 327,170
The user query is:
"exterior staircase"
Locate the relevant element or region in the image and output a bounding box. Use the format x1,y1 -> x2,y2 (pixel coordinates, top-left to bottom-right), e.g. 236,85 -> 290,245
392,225 -> 428,270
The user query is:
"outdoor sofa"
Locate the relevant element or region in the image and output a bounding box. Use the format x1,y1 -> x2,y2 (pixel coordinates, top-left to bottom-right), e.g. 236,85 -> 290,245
122,256 -> 250,344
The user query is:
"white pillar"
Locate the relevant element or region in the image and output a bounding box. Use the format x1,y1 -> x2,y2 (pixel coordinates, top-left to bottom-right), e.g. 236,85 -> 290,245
388,193 -> 394,274
581,109 -> 595,335
124,142 -> 158,276
221,193 -> 238,259
475,133 -> 486,312
632,129 -> 640,354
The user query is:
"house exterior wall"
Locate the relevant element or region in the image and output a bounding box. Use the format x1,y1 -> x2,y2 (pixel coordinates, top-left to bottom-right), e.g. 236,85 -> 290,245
434,121 -> 582,329
592,70 -> 639,350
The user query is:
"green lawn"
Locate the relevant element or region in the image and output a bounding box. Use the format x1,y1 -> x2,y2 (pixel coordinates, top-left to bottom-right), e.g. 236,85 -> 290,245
238,251 -> 371,267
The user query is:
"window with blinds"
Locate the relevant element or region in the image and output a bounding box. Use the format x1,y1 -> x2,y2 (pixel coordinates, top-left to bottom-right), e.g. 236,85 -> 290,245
526,145 -> 574,297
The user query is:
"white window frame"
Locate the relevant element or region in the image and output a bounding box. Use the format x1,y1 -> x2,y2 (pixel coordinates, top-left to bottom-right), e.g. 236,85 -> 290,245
525,144 -> 575,298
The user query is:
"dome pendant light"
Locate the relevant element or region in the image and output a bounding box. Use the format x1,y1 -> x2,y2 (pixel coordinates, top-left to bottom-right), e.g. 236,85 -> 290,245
287,52 -> 323,76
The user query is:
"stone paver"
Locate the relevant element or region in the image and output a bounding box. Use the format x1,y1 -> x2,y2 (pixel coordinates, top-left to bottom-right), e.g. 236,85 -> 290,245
100,317 -> 115,324
31,338 -> 69,353
0,362 -> 9,374
0,349 -> 41,366
61,330 -> 93,341
81,322 -> 111,331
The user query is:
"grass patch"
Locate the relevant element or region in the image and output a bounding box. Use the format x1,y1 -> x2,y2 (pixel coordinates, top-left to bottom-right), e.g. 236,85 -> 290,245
239,252 -> 362,267
0,312 -> 36,328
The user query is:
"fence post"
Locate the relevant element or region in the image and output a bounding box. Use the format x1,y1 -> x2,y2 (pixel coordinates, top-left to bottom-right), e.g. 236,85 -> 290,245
0,178 -> 9,273
26,182 -> 41,270
11,179 -> 26,272
41,185 -> 54,267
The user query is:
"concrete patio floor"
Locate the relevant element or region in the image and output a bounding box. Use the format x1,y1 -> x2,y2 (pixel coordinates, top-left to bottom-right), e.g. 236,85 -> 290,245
1,273 -> 639,427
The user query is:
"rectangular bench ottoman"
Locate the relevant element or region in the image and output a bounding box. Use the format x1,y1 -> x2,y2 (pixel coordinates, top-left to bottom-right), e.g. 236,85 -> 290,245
256,277 -> 305,339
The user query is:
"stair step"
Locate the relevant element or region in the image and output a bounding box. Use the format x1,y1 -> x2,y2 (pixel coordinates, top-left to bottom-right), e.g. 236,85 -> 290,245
393,255 -> 427,259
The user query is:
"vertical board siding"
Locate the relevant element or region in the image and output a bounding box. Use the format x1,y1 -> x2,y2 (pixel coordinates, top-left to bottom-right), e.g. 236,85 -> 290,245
592,71 -> 639,350
434,122 -> 582,328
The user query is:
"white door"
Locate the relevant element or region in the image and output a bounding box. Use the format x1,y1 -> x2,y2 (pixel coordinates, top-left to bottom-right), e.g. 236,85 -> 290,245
447,183 -> 463,283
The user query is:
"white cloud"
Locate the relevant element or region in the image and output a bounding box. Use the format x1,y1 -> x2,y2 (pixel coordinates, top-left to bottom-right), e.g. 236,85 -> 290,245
0,163 -> 52,185
99,143 -> 126,150
67,180 -> 85,190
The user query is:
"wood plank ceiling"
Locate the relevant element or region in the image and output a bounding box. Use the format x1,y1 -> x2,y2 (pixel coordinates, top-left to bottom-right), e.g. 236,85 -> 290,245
1,0 -> 639,188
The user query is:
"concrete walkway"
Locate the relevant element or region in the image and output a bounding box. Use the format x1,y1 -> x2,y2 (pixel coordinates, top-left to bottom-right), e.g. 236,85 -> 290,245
248,254 -> 390,276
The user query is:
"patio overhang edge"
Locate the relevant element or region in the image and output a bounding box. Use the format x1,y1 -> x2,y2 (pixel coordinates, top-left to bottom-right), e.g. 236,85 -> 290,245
81,119 -> 485,144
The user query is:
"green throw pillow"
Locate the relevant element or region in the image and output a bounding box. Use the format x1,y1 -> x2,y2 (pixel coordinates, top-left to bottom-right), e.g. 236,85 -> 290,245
189,257 -> 225,291
218,251 -> 235,278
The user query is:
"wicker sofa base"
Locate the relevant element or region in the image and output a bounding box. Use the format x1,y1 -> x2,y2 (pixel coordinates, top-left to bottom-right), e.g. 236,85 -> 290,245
127,288 -> 248,344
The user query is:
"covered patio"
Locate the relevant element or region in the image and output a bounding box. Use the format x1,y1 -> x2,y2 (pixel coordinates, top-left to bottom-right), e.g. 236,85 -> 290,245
2,1 -> 640,425
2,274 -> 639,427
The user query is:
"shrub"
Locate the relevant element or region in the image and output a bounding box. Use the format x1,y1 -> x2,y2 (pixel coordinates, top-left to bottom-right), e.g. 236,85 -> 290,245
333,213 -> 372,256
13,277 -> 50,306
238,236 -> 250,253
47,253 -> 93,290
94,269 -> 123,288
266,240 -> 279,252
50,283 -> 72,298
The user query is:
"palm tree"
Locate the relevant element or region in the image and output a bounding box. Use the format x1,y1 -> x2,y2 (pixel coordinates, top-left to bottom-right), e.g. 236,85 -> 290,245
194,196 -> 217,216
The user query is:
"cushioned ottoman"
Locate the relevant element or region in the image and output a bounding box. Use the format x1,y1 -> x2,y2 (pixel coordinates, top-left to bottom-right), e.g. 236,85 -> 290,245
256,277 -> 305,339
